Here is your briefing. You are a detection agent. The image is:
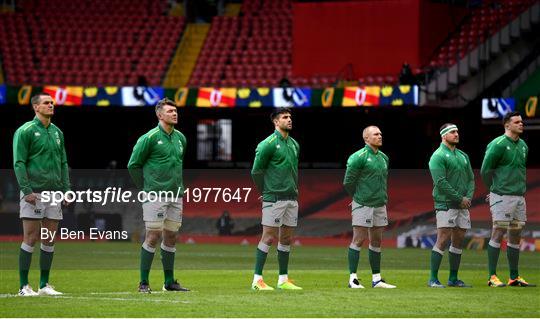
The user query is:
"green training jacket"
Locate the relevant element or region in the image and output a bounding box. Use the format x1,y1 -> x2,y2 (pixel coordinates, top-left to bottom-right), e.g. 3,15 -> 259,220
343,145 -> 389,207
428,143 -> 474,210
251,130 -> 299,202
13,116 -> 70,195
128,124 -> 187,193
481,135 -> 527,196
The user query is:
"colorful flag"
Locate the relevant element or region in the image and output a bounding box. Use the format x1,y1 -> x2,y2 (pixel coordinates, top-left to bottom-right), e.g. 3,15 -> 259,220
236,88 -> 274,107
196,88 -> 237,107
0,85 -> 6,104
121,87 -> 164,106
481,98 -> 515,119
43,86 -> 83,106
82,87 -> 122,106
342,86 -> 380,107
379,85 -> 419,106
273,88 -> 311,107
310,88 -> 344,107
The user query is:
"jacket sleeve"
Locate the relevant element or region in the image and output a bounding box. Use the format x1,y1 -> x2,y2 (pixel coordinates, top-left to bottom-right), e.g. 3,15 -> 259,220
60,130 -> 71,192
429,154 -> 462,202
180,133 -> 187,160
480,143 -> 502,190
127,136 -> 151,190
465,153 -> 475,199
251,141 -> 274,195
343,153 -> 365,197
13,129 -> 33,196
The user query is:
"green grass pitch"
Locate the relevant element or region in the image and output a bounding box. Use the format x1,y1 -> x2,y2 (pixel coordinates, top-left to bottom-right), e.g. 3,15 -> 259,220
0,242 -> 539,317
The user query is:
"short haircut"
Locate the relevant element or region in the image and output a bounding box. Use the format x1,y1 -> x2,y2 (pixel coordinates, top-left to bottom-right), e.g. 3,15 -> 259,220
503,111 -> 521,125
31,92 -> 52,106
155,98 -> 176,113
270,107 -> 291,123
439,123 -> 456,132
362,125 -> 379,141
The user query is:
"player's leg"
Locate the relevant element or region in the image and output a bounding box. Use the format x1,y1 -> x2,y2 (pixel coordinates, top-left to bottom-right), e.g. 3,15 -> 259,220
276,200 -> 301,290
368,206 -> 395,288
252,225 -> 278,290
429,226 -> 451,288
348,226 -> 367,288
506,198 -> 535,287
252,200 -> 284,290
368,225 -> 395,288
487,192 -> 511,287
447,227 -> 471,287
19,219 -> 40,296
160,199 -> 188,291
37,218 -> 62,295
446,209 -> 471,287
139,199 -> 166,293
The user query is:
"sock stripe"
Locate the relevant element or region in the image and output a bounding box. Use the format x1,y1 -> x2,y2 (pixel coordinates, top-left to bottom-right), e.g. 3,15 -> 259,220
142,242 -> 156,253
160,242 -> 176,253
21,242 -> 34,253
488,240 -> 501,249
507,243 -> 520,250
432,246 -> 445,255
349,243 -> 360,251
368,244 -> 381,253
257,242 -> 270,253
449,246 -> 462,254
277,243 -> 290,252
40,243 -> 54,253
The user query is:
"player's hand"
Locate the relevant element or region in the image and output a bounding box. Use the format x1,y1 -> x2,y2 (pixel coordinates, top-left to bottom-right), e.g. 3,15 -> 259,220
348,201 -> 352,207
485,193 -> 490,203
460,197 -> 471,209
24,193 -> 38,205
258,196 -> 263,202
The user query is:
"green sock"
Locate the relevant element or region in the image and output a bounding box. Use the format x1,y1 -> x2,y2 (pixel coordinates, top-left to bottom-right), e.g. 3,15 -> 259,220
507,246 -> 520,280
430,249 -> 444,282
277,244 -> 290,275
487,241 -> 500,277
448,250 -> 461,282
39,246 -> 54,289
348,245 -> 360,274
140,245 -> 155,284
19,244 -> 33,289
161,245 -> 176,286
254,242 -> 269,276
368,246 -> 381,274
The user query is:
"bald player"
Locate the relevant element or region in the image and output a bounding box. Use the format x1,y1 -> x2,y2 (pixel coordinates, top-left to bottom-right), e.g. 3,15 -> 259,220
343,126 -> 396,289
428,123 -> 474,288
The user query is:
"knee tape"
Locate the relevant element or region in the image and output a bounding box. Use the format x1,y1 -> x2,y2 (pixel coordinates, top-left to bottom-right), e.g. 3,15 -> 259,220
145,221 -> 163,231
163,219 -> 182,232
509,220 -> 525,230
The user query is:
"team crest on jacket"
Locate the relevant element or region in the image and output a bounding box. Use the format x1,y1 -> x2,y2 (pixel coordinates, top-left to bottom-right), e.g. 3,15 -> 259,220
34,132 -> 40,137
158,140 -> 163,145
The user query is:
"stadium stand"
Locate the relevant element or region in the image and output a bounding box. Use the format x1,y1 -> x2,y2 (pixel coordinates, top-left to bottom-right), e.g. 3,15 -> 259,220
0,0 -> 185,86
428,0 -> 538,68
189,0 -> 293,87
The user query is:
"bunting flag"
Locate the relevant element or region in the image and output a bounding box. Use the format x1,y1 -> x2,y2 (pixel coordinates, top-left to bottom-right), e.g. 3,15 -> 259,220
379,85 -> 419,106
43,86 -> 83,106
273,88 -> 311,107
196,88 -> 237,107
236,88 -> 274,107
82,87 -> 122,106
0,85 -> 6,104
121,87 -> 164,106
342,86 -> 380,107
481,98 -> 515,119
310,88 -> 344,107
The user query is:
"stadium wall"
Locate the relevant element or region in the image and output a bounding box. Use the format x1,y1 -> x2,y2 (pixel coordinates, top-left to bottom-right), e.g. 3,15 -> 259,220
292,0 -> 466,77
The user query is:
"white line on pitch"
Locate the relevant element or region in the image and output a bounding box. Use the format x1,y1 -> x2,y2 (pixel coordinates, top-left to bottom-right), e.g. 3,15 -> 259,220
52,295 -> 190,303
